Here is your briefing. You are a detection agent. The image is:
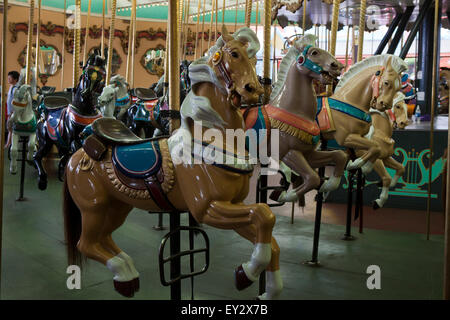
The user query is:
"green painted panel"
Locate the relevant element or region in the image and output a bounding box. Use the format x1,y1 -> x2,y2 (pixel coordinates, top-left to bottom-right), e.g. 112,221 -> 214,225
15,0 -> 108,14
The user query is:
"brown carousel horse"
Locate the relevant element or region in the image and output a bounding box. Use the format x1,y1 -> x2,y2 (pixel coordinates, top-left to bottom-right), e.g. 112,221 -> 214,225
355,91 -> 410,209
272,54 -> 408,202
64,26 -> 282,299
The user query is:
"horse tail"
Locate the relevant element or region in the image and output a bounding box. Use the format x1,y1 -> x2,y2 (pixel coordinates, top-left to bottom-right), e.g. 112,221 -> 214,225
63,168 -> 84,268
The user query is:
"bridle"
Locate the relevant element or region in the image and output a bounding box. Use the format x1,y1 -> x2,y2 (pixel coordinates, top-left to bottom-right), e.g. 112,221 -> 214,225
297,45 -> 323,75
212,49 -> 234,90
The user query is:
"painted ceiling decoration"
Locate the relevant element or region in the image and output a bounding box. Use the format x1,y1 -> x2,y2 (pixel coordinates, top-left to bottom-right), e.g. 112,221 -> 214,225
6,0 -> 450,30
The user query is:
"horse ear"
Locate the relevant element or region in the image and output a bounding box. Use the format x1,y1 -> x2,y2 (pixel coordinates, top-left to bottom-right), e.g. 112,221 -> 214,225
386,56 -> 394,71
221,25 -> 233,43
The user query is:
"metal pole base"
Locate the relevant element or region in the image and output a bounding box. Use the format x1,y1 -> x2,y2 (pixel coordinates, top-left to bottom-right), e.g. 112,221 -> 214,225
15,196 -> 27,202
303,260 -> 321,267
342,234 -> 356,241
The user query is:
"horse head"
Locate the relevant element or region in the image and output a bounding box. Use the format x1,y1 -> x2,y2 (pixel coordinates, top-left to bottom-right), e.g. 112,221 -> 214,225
392,92 -> 410,129
207,25 -> 263,107
98,85 -> 118,106
79,50 -> 107,103
292,34 -> 344,85
370,56 -> 407,112
12,84 -> 32,115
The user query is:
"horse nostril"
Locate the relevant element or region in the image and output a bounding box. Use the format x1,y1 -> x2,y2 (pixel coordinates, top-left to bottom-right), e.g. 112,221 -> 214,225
245,84 -> 254,93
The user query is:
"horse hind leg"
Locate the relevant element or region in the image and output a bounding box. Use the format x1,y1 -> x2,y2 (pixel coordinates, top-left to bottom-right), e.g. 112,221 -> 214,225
372,159 -> 391,210
383,157 -> 405,188
9,134 -> 20,174
34,126 -> 54,190
100,202 -> 140,296
235,225 -> 282,300
198,201 -> 277,296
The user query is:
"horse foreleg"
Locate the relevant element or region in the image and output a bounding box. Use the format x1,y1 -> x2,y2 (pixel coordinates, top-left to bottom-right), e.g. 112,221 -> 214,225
343,134 -> 381,171
27,134 -> 36,161
9,134 -> 20,174
199,201 -> 276,293
383,157 -> 405,188
277,150 -> 321,202
306,149 -> 348,193
235,224 -> 282,300
372,159 -> 391,209
34,125 -> 53,190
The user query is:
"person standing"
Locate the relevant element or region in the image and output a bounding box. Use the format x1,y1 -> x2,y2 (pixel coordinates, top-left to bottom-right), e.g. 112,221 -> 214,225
5,71 -> 20,149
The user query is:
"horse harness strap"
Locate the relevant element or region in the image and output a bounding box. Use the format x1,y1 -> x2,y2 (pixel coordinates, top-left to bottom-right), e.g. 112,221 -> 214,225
212,50 -> 233,89
143,172 -> 178,213
297,45 -> 323,75
371,67 -> 385,99
327,98 -> 372,123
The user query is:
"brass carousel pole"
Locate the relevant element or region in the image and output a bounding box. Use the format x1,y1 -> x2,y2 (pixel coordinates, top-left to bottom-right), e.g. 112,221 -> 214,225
357,0 -> 367,62
61,0 -> 67,89
26,0 -> 36,85
263,0 -> 271,104
255,0 -> 259,34
426,0 -> 440,240
302,0 -> 307,35
35,0 -> 42,89
234,0 -> 238,32
0,0 -> 9,297
126,0 -> 137,84
179,0 -> 184,56
344,25 -> 350,70
214,0 -> 218,41
194,0 -> 201,59
169,0 -> 180,133
106,0 -> 117,86
72,0 -> 81,88
200,0 -> 206,57
130,0 -> 137,88
222,0 -> 225,26
101,0 -> 106,58
245,0 -> 252,28
183,0 -> 190,60
327,0 -> 340,96
207,0 -> 214,49
445,57 -> 450,298
82,0 -> 92,67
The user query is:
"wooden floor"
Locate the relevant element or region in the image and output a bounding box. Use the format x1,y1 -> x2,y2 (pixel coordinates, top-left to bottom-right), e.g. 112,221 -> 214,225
0,160 -> 445,300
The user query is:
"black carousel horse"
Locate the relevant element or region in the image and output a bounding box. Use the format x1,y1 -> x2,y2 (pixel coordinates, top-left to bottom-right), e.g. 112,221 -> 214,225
126,60 -> 191,138
34,50 -> 106,190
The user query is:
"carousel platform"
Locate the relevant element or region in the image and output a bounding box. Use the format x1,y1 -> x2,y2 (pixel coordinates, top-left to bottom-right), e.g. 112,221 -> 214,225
0,161 -> 445,300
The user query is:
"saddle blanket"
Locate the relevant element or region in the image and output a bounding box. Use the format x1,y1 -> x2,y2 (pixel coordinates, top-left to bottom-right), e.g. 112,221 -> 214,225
133,100 -> 159,122
112,140 -> 162,179
46,108 -> 66,142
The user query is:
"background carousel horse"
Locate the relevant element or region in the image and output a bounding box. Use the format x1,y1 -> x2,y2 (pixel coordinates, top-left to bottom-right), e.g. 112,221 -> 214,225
357,92 -> 410,209
8,84 -> 37,174
97,75 -> 131,120
34,51 -> 106,190
248,34 -> 348,203
318,55 -> 408,173
126,61 -> 191,138
64,26 -> 282,300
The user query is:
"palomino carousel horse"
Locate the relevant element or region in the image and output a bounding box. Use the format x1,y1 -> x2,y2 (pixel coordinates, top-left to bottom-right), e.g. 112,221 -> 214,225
246,34 -> 349,203
126,61 -> 191,138
64,26 -> 282,300
357,92 -> 410,209
274,54 -> 408,202
97,75 -> 131,121
34,51 -> 106,190
8,84 -> 37,174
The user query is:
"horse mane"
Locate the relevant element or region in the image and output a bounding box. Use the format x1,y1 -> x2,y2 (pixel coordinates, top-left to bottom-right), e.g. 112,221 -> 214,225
335,54 -> 408,93
14,84 -> 31,101
270,34 -> 318,101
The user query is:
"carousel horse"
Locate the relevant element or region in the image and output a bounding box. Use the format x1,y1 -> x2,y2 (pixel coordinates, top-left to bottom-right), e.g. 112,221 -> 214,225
248,34 -> 349,203
274,54 -> 408,202
97,75 -> 131,120
358,92 -> 410,209
126,61 -> 191,138
64,26 -> 282,300
34,51 -> 106,190
8,84 -> 37,174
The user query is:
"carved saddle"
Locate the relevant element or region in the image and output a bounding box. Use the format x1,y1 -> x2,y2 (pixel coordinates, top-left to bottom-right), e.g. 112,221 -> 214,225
82,118 -> 176,211
44,96 -> 71,143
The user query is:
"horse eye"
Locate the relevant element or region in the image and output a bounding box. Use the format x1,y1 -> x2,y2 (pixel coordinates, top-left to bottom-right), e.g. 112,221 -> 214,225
384,81 -> 390,86
231,51 -> 239,58
311,50 -> 318,56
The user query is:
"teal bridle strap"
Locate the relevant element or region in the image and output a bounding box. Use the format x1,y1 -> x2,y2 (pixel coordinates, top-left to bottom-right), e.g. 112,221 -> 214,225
297,45 -> 323,75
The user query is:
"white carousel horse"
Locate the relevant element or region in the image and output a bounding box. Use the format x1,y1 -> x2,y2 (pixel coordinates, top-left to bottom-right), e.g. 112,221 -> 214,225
9,84 -> 37,174
97,75 -> 131,120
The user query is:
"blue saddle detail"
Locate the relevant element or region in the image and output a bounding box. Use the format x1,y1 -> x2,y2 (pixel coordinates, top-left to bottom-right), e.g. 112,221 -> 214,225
245,107 -> 269,151
112,141 -> 162,179
133,100 -> 160,122
327,98 -> 372,123
46,108 -> 67,145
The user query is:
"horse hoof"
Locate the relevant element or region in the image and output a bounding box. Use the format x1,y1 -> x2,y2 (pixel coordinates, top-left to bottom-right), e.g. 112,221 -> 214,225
113,279 -> 136,298
38,179 -> 47,191
372,201 -> 380,210
269,190 -> 282,202
133,278 -> 140,292
234,265 -> 254,291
